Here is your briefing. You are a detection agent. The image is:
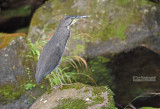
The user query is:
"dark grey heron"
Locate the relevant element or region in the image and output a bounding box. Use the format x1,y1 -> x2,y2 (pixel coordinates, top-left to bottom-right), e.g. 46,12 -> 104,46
35,15 -> 89,84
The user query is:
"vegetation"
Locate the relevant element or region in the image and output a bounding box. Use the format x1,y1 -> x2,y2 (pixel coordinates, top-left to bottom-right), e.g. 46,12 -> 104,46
26,39 -> 96,88
84,56 -> 113,87
27,40 -> 40,59
46,56 -> 96,88
0,84 -> 24,104
25,83 -> 36,90
105,86 -> 118,109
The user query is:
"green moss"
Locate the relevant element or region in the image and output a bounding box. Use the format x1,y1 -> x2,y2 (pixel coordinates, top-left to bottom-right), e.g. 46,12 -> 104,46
0,84 -> 24,104
54,98 -> 87,109
105,86 -> 118,109
97,56 -> 110,63
46,88 -> 53,94
83,88 -> 90,93
86,86 -> 116,108
156,32 -> 160,36
74,44 -> 85,55
139,0 -> 155,5
97,107 -> 108,109
88,86 -> 106,106
116,0 -> 130,6
90,96 -> 104,106
86,0 -> 143,41
19,40 -> 40,84
49,84 -> 116,108
60,83 -> 86,90
88,56 -> 113,86
92,87 -> 106,96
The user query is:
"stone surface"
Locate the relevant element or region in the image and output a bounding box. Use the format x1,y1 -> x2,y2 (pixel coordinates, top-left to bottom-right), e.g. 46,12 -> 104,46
29,83 -> 116,109
0,33 -> 28,84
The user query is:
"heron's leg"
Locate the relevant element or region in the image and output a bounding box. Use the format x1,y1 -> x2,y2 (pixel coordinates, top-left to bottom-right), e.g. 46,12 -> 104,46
56,67 -> 63,85
56,67 -> 71,86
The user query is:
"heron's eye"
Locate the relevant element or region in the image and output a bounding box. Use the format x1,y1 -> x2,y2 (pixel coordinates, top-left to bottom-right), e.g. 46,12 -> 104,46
71,17 -> 75,21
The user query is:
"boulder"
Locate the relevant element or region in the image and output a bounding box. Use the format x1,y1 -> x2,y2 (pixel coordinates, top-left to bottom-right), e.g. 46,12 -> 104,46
0,33 -> 46,109
27,0 -> 160,57
29,83 -> 117,109
0,33 -> 28,84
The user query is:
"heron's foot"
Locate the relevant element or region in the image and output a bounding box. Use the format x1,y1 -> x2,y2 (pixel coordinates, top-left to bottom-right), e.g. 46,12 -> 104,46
61,83 -> 72,85
60,83 -> 72,87
53,83 -> 72,89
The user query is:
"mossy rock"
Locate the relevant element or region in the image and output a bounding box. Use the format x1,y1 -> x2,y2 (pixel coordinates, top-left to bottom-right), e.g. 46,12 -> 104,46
0,33 -> 49,108
0,34 -> 29,104
0,33 -> 28,84
27,0 -> 144,42
29,83 -> 117,109
0,84 -> 24,104
27,0 -> 160,57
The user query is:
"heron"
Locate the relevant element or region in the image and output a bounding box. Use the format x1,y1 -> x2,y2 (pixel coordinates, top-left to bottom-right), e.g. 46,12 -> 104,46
35,15 -> 89,84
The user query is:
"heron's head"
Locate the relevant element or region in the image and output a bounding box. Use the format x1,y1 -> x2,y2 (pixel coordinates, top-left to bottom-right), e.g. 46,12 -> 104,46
60,15 -> 90,28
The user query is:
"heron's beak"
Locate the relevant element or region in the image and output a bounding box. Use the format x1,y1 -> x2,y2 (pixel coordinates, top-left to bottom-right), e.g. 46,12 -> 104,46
77,15 -> 91,19
71,15 -> 90,25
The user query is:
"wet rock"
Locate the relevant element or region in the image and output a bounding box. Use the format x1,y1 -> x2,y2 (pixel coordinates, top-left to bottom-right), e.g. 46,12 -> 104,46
29,83 -> 117,109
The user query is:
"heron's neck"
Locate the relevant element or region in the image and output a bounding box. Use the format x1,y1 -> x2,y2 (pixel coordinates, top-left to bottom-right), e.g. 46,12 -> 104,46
56,26 -> 70,40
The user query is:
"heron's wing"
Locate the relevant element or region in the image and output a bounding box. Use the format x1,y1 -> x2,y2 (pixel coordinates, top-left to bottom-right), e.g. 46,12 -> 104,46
44,46 -> 62,74
35,42 -> 63,83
